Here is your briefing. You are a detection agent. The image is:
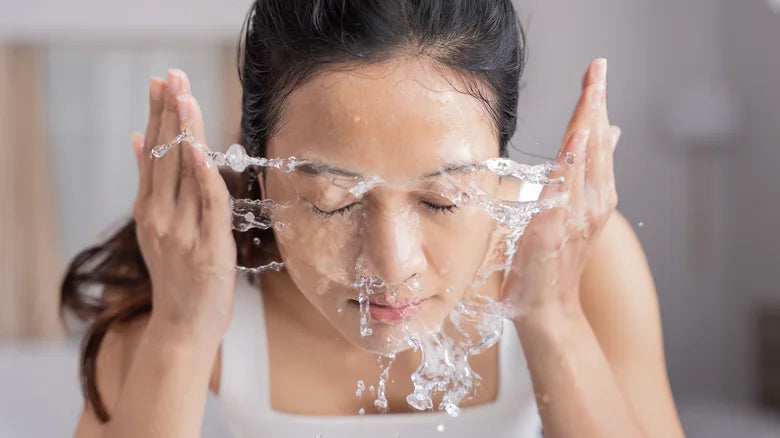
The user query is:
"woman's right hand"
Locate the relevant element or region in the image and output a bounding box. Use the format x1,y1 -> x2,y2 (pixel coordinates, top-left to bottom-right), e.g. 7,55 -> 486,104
130,69 -> 236,347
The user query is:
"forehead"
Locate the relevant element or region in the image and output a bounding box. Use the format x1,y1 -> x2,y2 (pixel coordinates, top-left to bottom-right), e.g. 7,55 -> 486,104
267,58 -> 499,181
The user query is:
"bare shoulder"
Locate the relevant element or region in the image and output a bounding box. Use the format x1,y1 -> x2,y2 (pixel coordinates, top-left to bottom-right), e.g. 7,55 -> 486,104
579,210 -> 684,436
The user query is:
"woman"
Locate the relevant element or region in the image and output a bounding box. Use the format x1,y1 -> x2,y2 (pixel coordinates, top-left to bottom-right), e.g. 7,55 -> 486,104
62,0 -> 685,437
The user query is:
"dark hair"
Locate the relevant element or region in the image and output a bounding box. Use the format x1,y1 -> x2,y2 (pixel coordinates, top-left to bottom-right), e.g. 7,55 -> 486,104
61,0 -> 527,422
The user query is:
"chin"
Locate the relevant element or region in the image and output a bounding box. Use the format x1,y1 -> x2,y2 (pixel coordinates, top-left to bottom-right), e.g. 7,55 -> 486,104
330,299 -> 452,356
344,329 -> 414,356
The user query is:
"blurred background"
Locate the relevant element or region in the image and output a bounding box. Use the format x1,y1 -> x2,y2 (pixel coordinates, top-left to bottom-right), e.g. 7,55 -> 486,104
1,0 -> 779,436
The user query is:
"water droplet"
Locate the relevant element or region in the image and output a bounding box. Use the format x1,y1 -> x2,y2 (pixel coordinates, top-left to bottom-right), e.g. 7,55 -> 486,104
358,408 -> 365,415
358,286 -> 373,337
337,307 -> 343,313
437,424 -> 445,432
353,115 -> 361,122
405,275 -> 422,293
252,237 -> 261,246
226,143 -> 248,172
355,380 -> 365,397
564,151 -> 576,165
638,221 -> 644,227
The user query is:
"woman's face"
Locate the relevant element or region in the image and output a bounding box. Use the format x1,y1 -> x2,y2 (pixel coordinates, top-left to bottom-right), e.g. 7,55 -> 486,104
265,58 -> 502,354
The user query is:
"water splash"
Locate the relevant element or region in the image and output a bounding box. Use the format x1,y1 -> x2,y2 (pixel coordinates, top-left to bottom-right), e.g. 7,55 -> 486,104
372,355 -> 395,413
235,261 -> 285,275
150,129 -> 564,417
151,129 -> 310,173
481,157 -> 562,185
231,197 -> 274,232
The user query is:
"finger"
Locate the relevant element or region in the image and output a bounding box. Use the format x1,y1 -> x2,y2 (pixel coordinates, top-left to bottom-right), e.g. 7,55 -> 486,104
591,58 -> 610,123
131,132 -> 144,168
583,59 -> 612,191
151,69 -> 191,213
522,130 -> 589,247
589,125 -> 620,220
184,95 -> 207,153
539,129 -> 590,203
600,125 -> 621,196
611,126 -> 622,151
174,95 -> 206,241
196,155 -> 233,246
569,131 -> 589,214
561,59 -> 607,153
564,129 -> 589,215
139,77 -> 166,201
581,58 -> 607,91
605,125 -> 621,178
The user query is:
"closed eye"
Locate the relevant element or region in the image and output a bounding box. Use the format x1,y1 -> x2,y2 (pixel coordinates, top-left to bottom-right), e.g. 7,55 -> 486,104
420,200 -> 458,214
312,202 -> 360,217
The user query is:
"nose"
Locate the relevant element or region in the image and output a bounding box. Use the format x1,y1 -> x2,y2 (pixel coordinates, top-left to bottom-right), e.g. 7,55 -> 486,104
358,206 -> 427,288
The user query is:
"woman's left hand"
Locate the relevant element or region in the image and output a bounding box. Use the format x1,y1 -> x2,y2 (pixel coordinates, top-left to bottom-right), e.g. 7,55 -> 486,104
502,58 -> 622,324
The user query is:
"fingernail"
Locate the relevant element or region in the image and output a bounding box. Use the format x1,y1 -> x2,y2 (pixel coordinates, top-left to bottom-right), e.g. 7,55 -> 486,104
167,69 -> 180,94
589,84 -> 605,109
177,95 -> 189,121
150,77 -> 163,101
594,58 -> 607,85
131,132 -> 144,158
613,127 -> 622,150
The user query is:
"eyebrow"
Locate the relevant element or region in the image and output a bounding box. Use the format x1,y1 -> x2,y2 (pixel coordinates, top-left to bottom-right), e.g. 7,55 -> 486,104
295,160 -> 479,179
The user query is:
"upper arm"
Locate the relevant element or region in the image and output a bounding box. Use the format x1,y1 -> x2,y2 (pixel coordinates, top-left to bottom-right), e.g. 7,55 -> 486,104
579,210 -> 685,437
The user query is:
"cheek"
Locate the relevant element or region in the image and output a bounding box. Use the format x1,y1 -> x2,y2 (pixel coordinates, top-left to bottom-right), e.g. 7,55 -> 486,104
421,206 -> 496,284
272,204 -> 363,295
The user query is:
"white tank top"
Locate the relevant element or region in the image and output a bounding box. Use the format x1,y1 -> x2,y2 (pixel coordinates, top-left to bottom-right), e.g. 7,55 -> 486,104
216,272 -> 543,438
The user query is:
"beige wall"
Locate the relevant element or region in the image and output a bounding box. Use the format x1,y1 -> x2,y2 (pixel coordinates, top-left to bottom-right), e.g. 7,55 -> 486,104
0,45 -> 65,338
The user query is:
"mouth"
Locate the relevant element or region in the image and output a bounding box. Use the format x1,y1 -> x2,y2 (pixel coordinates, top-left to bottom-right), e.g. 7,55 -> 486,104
347,298 -> 429,323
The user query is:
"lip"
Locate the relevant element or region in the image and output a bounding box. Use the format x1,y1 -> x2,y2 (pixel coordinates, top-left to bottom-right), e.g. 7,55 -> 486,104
348,298 -> 428,323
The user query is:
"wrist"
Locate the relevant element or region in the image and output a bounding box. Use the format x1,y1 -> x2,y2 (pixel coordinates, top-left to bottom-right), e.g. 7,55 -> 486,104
512,301 -> 589,346
146,313 -> 224,355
